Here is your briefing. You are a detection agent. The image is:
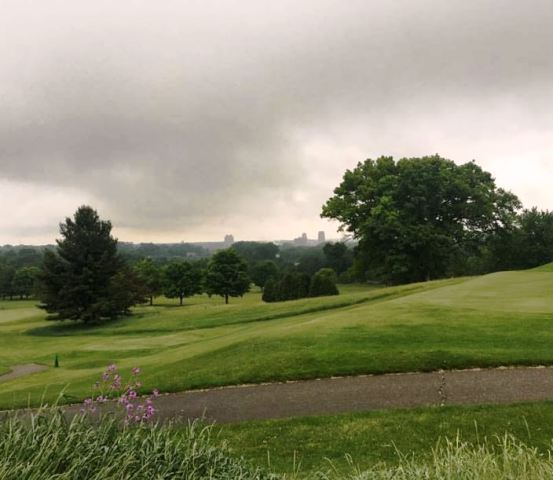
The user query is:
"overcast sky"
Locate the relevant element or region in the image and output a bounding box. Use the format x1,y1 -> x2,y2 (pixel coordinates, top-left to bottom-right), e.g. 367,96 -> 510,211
1,0 -> 553,244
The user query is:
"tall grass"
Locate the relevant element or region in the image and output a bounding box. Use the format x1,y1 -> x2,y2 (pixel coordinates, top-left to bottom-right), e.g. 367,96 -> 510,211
328,435 -> 553,480
0,410 -> 275,480
4,410 -> 553,479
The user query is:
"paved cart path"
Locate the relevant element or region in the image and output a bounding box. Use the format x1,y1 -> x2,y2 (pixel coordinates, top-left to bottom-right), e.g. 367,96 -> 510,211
139,366 -> 553,423
8,366 -> 553,423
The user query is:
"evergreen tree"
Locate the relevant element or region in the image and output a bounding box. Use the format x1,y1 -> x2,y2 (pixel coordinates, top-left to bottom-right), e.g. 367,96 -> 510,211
279,273 -> 299,301
38,206 -> 143,323
205,249 -> 250,304
163,260 -> 203,305
296,272 -> 311,298
262,272 -> 312,303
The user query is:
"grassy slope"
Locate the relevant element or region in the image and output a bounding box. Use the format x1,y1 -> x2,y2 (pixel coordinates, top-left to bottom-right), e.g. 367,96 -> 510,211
1,268 -> 553,407
219,402 -> 553,476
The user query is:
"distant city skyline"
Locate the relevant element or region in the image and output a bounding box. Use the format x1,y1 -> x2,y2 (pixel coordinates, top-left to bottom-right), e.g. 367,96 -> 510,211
1,230 -> 338,249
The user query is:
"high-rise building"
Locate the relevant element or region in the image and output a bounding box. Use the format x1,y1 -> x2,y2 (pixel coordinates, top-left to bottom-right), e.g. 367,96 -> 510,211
224,234 -> 234,246
317,231 -> 326,243
293,233 -> 308,246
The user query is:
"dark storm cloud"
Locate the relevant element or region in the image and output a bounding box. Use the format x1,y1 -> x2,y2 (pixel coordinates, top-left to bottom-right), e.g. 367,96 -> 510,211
1,0 -> 553,240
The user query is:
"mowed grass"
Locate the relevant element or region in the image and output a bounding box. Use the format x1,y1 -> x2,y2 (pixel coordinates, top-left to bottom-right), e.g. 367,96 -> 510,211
1,268 -> 553,408
219,402 -> 553,476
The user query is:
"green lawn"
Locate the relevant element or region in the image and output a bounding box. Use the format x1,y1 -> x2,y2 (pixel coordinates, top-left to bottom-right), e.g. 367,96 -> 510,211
219,402 -> 553,476
1,268 -> 553,408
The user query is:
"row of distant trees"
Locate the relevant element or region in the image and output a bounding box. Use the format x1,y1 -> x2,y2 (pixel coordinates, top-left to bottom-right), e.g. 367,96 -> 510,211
135,255 -> 341,306
262,268 -> 339,302
0,227 -> 352,309
0,265 -> 40,300
17,206 -> 341,324
0,245 -> 43,299
134,250 -> 249,306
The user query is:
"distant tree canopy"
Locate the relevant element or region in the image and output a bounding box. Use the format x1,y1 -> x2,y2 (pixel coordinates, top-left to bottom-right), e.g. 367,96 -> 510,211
38,206 -> 145,323
12,266 -> 40,299
262,268 -> 338,302
278,245 -> 327,276
323,242 -> 353,275
250,260 -> 279,290
0,246 -> 45,299
486,207 -> 553,272
118,242 -> 210,264
322,155 -> 522,284
205,249 -> 250,304
0,265 -> 16,300
231,241 -> 279,263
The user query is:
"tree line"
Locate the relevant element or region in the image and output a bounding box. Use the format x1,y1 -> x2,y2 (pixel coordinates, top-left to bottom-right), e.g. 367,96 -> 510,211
0,232 -> 353,303
0,246 -> 43,299
134,250 -> 249,306
262,268 -> 339,302
0,265 -> 40,300
19,206 -> 342,324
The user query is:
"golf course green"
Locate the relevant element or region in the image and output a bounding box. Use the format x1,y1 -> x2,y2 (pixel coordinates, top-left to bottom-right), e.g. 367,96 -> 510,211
1,266 -> 553,409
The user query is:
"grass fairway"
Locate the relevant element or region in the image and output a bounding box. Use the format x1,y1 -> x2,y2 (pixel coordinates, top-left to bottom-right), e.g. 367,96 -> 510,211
1,268 -> 553,408
219,402 -> 553,476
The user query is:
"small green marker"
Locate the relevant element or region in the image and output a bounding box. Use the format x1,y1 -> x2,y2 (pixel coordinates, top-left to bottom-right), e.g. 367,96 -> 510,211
54,354 -> 59,368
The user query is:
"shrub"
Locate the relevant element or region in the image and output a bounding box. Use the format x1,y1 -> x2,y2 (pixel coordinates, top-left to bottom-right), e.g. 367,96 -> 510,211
261,278 -> 278,302
309,269 -> 339,297
262,272 -> 312,302
262,270 -> 339,303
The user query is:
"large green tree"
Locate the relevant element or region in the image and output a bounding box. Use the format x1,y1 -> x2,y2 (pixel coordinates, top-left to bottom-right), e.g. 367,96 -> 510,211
205,249 -> 250,304
134,258 -> 163,305
322,156 -> 521,284
231,242 -> 280,264
38,206 -> 145,323
163,260 -> 203,305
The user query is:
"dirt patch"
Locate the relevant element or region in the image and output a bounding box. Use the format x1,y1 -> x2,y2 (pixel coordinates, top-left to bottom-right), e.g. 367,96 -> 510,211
0,364 -> 48,383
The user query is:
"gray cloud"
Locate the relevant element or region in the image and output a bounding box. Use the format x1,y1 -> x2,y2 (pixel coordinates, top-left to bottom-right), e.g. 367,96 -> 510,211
1,0 -> 553,242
